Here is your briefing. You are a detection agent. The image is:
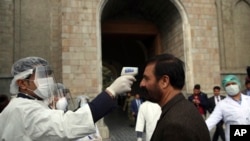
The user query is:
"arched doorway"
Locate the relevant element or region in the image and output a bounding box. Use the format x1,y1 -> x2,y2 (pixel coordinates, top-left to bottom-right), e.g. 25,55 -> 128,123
100,0 -> 186,93
98,0 -> 188,139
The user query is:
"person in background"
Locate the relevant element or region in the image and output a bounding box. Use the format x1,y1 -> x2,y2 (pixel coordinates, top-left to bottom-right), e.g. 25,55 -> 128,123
131,93 -> 143,127
188,84 -> 209,119
242,80 -> 250,96
0,94 -> 9,113
140,53 -> 210,141
241,66 -> 250,96
135,100 -> 161,141
0,56 -> 136,141
123,92 -> 135,127
206,75 -> 250,141
207,86 -> 225,141
48,83 -> 76,112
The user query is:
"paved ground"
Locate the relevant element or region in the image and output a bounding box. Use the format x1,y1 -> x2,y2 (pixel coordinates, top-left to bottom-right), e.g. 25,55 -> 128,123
103,106 -> 223,141
103,106 -> 137,141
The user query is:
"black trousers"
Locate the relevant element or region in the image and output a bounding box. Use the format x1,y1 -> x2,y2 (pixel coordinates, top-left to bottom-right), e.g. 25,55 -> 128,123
212,120 -> 225,141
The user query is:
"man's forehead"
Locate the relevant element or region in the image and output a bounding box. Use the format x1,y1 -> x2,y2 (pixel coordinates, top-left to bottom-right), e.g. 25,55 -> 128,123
143,64 -> 154,76
145,63 -> 155,72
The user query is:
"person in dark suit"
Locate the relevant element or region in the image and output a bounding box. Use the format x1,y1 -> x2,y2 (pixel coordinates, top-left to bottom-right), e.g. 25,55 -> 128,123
207,86 -> 225,141
188,84 -> 209,119
131,93 -> 143,127
241,66 -> 250,96
140,53 -> 210,141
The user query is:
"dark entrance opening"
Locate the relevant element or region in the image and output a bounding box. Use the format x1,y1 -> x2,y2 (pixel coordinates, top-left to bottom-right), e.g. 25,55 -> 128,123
101,19 -> 161,96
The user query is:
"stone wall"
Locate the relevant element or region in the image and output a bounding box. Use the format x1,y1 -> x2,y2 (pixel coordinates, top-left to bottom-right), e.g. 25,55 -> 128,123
181,0 -> 221,93
160,6 -> 184,60
1,0 -> 248,99
218,0 -> 250,73
61,0 -> 102,96
0,0 -> 62,94
61,1 -> 109,138
14,0 -> 62,82
0,0 -> 14,94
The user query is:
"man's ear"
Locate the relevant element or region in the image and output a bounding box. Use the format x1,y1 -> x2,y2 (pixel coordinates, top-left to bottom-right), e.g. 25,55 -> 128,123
16,79 -> 27,90
160,75 -> 170,88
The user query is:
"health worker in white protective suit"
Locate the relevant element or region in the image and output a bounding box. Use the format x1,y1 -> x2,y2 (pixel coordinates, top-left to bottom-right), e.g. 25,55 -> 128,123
0,56 -> 136,141
205,75 -> 250,141
50,83 -> 77,112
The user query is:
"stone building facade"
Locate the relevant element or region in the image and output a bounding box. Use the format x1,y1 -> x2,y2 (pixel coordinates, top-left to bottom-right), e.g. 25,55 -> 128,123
0,0 -> 250,138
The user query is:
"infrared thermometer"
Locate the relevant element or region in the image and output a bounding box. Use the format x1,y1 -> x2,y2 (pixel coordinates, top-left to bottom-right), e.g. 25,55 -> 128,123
121,67 -> 138,76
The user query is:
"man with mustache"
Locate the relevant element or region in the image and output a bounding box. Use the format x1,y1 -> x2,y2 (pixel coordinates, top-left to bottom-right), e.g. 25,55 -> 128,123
140,53 -> 210,141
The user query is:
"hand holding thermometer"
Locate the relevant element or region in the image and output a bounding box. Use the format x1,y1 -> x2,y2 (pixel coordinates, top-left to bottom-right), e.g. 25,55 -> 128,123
106,67 -> 138,96
121,67 -> 138,76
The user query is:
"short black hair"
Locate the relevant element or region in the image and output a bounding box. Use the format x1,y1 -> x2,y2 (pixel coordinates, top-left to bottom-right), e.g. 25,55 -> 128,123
145,53 -> 185,90
213,86 -> 220,90
194,84 -> 200,89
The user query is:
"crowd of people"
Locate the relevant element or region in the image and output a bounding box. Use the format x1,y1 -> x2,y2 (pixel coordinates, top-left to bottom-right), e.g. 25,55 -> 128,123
0,54 -> 250,141
186,69 -> 250,141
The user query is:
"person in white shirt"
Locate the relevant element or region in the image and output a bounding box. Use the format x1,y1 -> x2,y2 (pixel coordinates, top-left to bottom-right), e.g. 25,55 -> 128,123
135,101 -> 161,141
206,75 -> 250,141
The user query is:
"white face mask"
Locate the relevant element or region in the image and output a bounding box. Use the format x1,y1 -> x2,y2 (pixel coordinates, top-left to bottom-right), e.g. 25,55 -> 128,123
56,97 -> 68,111
225,84 -> 240,96
34,77 -> 55,99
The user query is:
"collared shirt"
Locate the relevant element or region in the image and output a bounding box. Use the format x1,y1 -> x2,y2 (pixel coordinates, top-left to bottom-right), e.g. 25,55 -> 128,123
247,90 -> 250,96
214,96 -> 221,105
136,99 -> 141,107
231,95 -> 242,105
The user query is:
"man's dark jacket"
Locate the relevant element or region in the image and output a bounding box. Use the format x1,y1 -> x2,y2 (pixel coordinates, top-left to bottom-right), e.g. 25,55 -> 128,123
207,95 -> 225,113
151,94 -> 210,141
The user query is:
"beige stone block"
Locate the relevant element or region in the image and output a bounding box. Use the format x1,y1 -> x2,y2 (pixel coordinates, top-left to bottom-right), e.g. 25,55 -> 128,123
62,39 -> 70,46
70,0 -> 82,8
69,59 -> 80,66
63,66 -> 71,73
62,25 -> 73,33
62,52 -> 70,59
